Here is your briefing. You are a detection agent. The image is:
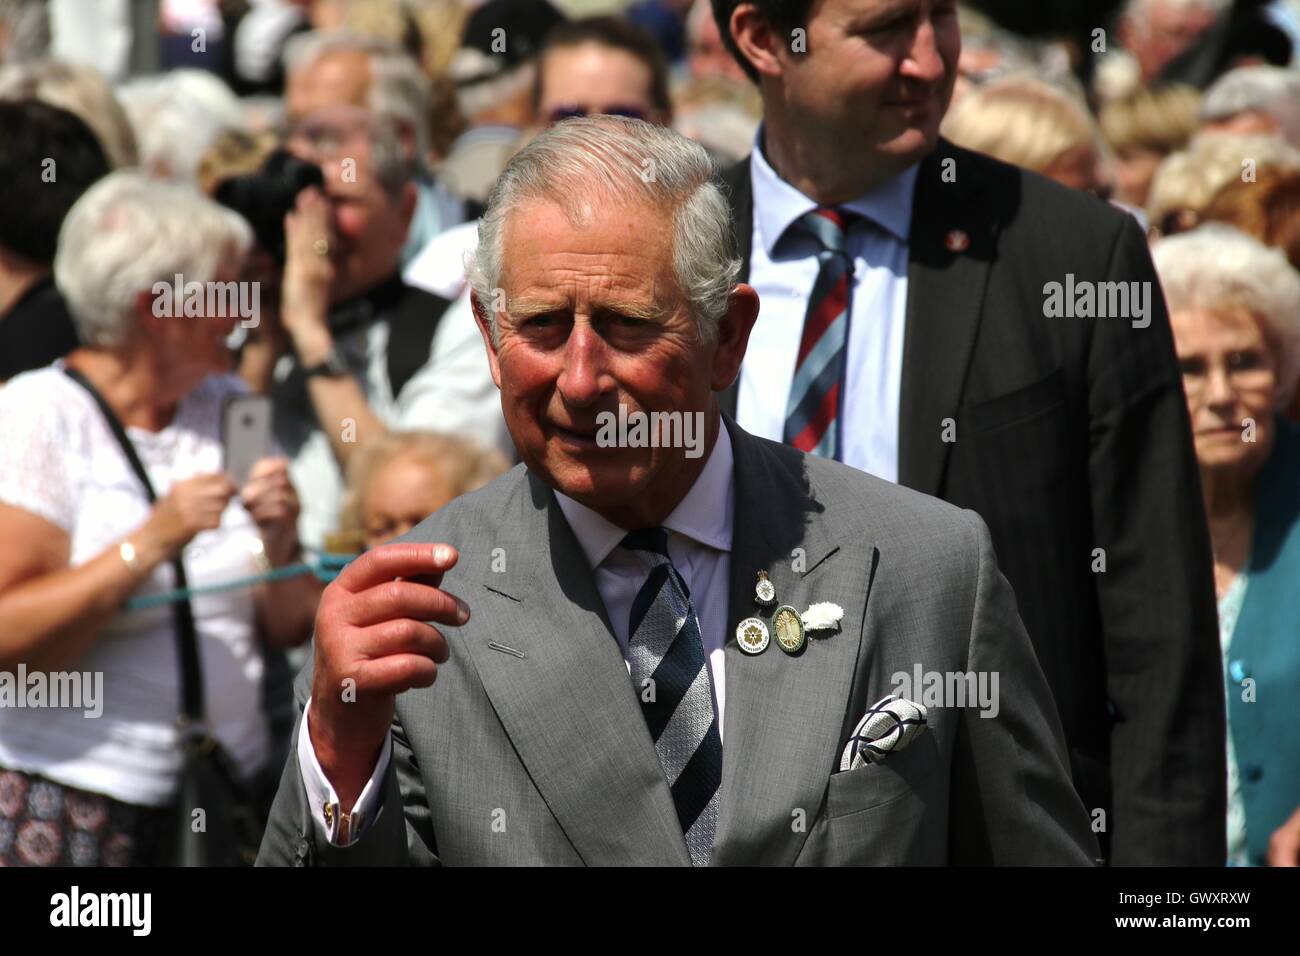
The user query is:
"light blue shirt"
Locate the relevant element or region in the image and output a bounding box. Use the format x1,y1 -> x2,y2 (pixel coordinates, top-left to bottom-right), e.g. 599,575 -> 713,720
737,132 -> 917,482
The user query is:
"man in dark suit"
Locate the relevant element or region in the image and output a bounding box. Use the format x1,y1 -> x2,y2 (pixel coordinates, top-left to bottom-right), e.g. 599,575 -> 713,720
710,0 -> 1225,864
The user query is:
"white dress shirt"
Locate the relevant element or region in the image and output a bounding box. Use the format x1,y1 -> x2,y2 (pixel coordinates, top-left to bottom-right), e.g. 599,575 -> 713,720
738,133 -> 917,482
300,426 -> 736,844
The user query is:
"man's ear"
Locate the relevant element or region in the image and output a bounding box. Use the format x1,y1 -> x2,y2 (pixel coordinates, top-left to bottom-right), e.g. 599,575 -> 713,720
134,286 -> 163,332
710,283 -> 760,392
470,290 -> 503,389
397,182 -> 418,232
731,3 -> 787,80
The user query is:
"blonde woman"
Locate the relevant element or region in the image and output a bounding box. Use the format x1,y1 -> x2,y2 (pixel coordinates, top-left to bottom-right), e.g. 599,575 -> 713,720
1099,84 -> 1201,208
338,431 -> 509,552
941,75 -> 1112,198
1147,133 -> 1300,239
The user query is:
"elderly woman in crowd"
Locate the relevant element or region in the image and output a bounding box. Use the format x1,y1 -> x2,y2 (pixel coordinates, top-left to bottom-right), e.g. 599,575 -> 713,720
0,171 -> 320,866
336,430 -> 508,553
1152,224 -> 1300,866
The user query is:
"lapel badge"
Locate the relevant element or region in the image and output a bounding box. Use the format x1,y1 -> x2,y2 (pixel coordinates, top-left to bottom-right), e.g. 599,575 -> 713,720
944,229 -> 970,253
754,570 -> 776,607
772,605 -> 806,654
801,602 -> 844,635
736,617 -> 770,655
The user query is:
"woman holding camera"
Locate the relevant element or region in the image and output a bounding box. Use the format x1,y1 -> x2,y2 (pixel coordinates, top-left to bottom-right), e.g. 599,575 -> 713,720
0,171 -> 320,866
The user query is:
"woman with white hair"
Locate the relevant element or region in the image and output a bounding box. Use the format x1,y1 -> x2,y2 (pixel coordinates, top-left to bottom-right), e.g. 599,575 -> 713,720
1152,224 -> 1300,866
0,171 -> 320,866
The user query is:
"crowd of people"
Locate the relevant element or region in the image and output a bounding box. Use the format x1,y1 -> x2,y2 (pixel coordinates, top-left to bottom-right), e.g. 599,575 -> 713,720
0,0 -> 1297,867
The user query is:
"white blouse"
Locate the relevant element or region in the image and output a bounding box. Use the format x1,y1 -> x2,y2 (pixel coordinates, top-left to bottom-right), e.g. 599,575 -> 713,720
0,362 -> 271,807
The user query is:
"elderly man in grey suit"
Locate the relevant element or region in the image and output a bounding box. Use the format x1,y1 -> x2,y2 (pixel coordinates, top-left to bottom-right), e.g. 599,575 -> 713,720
257,116 -> 1096,866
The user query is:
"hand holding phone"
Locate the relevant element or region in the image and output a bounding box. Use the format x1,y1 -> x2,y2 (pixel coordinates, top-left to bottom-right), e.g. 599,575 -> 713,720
221,394 -> 272,488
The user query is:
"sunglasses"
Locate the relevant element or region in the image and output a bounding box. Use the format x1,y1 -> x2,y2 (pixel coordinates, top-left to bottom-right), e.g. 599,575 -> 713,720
547,104 -> 649,124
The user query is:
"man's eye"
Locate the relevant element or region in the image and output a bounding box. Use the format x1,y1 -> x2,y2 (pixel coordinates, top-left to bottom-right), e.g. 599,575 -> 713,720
1178,358 -> 1206,377
865,18 -> 906,34
1227,351 -> 1263,372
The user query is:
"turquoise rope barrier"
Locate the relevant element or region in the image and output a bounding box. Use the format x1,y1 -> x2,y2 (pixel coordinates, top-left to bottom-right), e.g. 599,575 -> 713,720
122,552 -> 358,611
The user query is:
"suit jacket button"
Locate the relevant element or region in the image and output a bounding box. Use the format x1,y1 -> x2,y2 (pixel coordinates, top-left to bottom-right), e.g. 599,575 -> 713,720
1243,765 -> 1263,783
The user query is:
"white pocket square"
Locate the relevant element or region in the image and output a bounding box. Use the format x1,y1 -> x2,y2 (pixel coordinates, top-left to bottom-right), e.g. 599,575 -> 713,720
838,695 -> 929,771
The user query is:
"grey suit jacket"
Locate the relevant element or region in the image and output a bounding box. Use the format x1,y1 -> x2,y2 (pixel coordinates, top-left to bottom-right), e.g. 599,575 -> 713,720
257,416 -> 1097,865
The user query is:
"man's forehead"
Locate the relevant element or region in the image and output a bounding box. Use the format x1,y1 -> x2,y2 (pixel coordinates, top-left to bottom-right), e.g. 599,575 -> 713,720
504,269 -> 675,313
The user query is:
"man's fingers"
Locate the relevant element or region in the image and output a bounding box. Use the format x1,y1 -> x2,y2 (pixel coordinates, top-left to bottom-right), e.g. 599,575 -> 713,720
334,541 -> 459,593
352,618 -> 449,665
347,580 -> 468,629
349,653 -> 440,696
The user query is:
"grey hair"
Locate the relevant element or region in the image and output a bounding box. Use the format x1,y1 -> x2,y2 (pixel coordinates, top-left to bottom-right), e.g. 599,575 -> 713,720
368,114 -> 416,198
451,58 -> 535,123
1202,65 -> 1300,147
467,115 -> 740,344
117,70 -> 244,181
284,29 -> 431,159
1152,224 -> 1300,408
53,170 -> 253,348
0,0 -> 49,62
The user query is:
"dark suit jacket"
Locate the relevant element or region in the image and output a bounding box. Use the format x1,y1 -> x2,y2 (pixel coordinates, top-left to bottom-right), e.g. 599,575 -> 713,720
258,417 -> 1096,865
717,139 -> 1226,865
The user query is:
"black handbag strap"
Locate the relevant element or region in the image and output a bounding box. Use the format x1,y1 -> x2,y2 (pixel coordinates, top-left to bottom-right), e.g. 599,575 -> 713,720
63,366 -> 206,727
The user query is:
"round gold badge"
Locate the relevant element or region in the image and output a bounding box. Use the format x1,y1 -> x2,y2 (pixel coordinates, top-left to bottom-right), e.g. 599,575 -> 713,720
773,605 -> 806,654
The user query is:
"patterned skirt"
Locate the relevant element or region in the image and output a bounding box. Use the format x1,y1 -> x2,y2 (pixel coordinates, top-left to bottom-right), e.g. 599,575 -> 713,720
0,767 -> 173,867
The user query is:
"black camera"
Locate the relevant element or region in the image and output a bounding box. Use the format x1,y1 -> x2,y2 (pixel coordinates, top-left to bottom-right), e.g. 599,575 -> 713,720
215,149 -> 324,262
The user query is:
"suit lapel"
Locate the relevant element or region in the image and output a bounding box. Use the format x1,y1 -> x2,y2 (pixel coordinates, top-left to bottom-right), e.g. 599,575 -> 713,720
710,418 -> 879,865
897,139 -> 997,496
460,473 -> 691,865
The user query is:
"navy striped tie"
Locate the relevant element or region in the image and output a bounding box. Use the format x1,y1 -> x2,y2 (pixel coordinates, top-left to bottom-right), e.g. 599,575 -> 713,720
622,527 -> 721,866
783,207 -> 854,460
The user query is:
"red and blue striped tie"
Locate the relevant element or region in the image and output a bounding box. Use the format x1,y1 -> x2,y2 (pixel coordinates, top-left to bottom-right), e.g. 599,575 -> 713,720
783,207 -> 853,460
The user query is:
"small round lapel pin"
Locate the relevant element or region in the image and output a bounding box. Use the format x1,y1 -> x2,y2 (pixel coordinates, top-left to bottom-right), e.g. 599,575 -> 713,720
736,617 -> 770,655
944,229 -> 970,253
754,570 -> 776,607
772,605 -> 806,654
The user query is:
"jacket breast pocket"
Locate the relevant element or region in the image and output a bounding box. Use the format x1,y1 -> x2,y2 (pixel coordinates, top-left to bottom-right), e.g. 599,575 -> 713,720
958,368 -> 1067,437
824,733 -> 940,820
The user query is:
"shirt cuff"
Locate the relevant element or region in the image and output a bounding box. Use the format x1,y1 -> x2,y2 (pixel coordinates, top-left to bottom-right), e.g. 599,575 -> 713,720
297,696 -> 393,846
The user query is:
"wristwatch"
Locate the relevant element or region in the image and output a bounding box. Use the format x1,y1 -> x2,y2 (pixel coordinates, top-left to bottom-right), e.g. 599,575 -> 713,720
302,346 -> 349,380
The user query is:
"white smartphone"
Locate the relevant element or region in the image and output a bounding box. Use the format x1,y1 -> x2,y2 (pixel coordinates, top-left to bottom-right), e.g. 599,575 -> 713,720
221,394 -> 273,489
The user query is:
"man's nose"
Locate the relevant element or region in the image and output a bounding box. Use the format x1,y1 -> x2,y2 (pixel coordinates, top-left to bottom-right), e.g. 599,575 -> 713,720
557,324 -> 612,406
901,13 -> 948,84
